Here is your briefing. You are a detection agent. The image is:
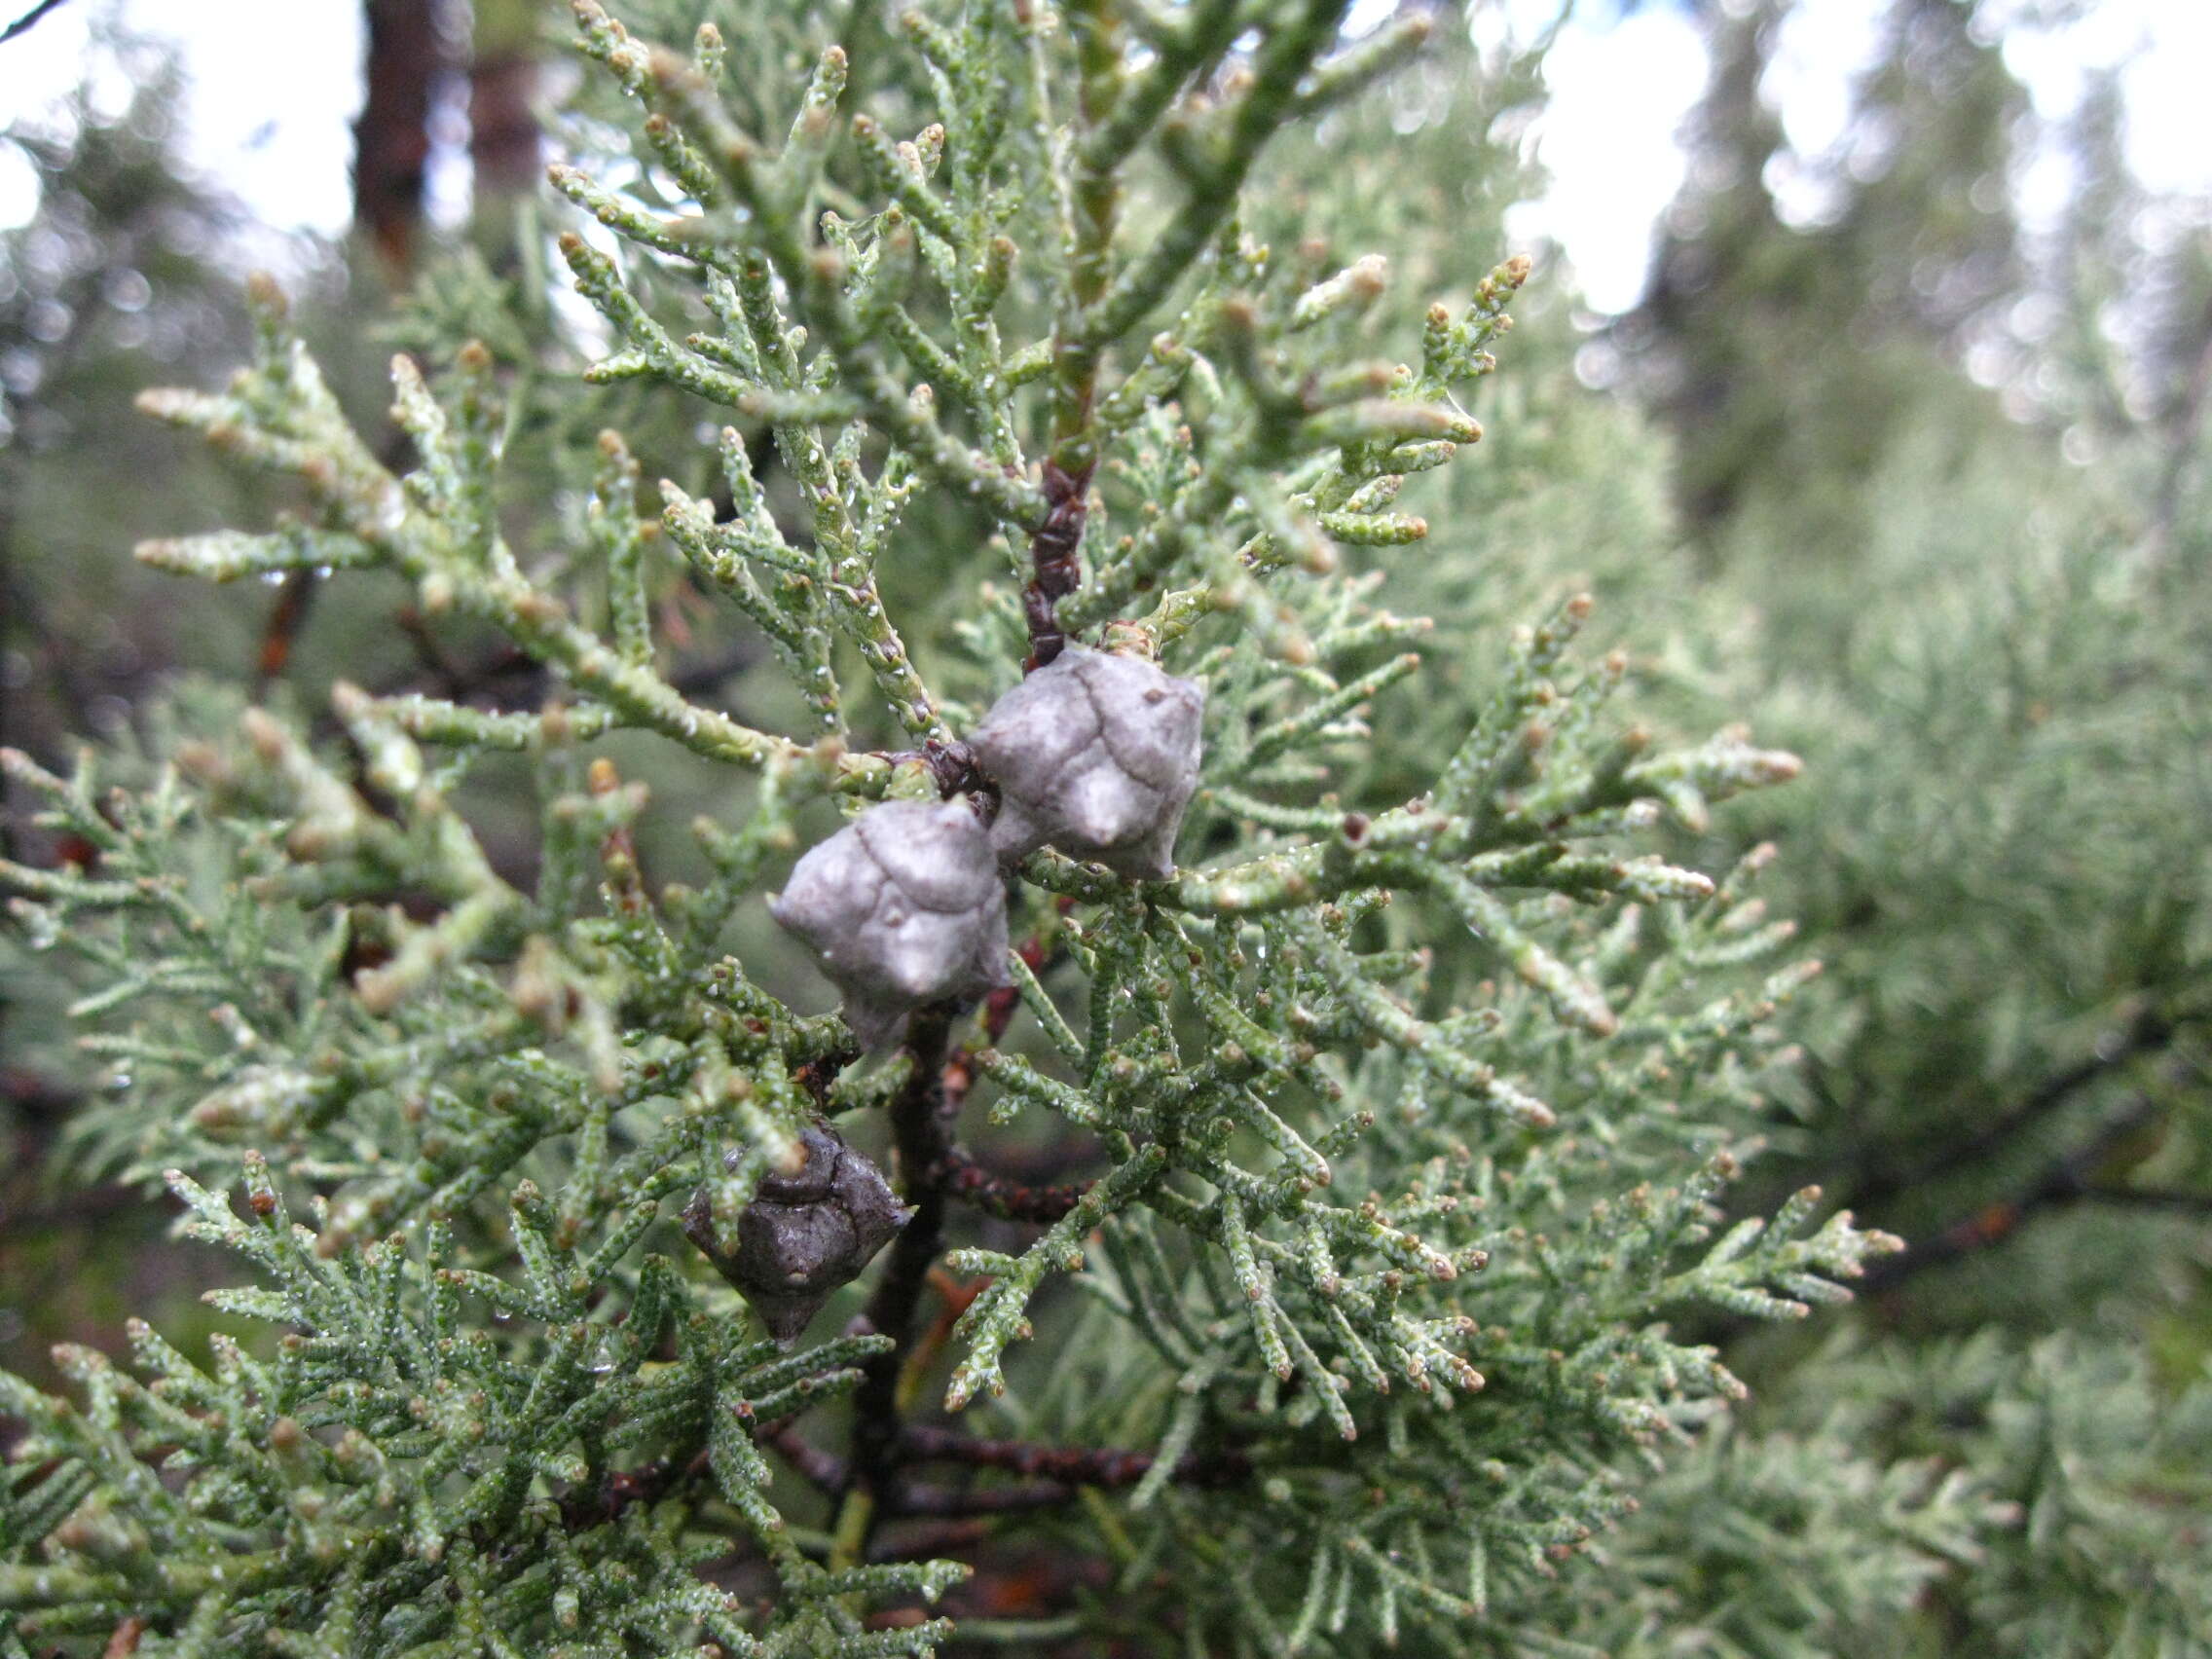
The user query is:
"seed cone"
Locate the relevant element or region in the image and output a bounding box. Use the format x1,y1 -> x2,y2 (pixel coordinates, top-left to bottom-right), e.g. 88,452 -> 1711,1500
769,798 -> 1009,1050
683,1124 -> 910,1346
971,647 -> 1205,880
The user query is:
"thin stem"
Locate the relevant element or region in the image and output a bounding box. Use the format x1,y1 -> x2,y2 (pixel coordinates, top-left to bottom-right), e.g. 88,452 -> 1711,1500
1051,0 -> 1124,473
836,1003 -> 960,1561
1864,1093 -> 2192,1290
900,1424 -> 1248,1491
1079,0 -> 1352,350
930,1144 -> 1095,1224
1022,0 -> 1128,667
1846,999 -> 2193,1215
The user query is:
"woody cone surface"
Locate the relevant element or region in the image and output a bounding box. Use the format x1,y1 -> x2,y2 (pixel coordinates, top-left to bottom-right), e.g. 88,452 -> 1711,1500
972,647 -> 1205,880
683,1124 -> 910,1345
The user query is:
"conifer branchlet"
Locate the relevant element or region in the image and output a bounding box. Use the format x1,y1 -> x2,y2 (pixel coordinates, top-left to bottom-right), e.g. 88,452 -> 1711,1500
0,4 -> 1901,1653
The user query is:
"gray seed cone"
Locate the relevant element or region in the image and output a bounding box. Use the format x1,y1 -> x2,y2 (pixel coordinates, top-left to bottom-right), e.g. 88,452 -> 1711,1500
682,1124 -> 910,1346
971,647 -> 1205,880
768,798 -> 1009,1050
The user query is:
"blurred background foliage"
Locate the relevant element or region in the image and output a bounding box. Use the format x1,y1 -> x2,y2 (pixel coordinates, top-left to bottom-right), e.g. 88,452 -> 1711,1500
2,0 -> 2207,1650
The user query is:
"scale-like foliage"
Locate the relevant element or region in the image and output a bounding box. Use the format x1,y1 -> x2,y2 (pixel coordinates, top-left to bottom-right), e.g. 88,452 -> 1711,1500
1,4 -> 1901,1652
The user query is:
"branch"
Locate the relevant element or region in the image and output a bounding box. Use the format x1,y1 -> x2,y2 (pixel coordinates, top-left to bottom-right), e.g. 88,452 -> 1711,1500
939,924 -> 1059,1115
1021,459 -> 1090,671
841,1004 -> 961,1545
767,1419 -> 1248,1521
927,929 -> 1095,1222
895,1482 -> 1094,1517
555,1449 -> 711,1531
1846,999 -> 2191,1215
1019,0 -> 1127,670
899,1424 -> 1248,1493
928,1143 -> 1094,1225
0,0 -> 73,47
2148,289 -> 2212,565
1,1066 -> 81,1125
2078,1184 -> 2212,1214
1865,1094 -> 2198,1290
760,1419 -> 846,1493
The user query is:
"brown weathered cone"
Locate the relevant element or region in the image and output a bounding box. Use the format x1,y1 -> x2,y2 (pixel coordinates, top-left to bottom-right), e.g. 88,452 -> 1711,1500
969,647 -> 1205,880
683,1124 -> 910,1346
768,798 -> 1009,1050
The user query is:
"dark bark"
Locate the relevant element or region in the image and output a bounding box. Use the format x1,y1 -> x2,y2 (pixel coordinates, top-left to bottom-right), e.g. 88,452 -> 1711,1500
845,1005 -> 961,1527
353,0 -> 444,277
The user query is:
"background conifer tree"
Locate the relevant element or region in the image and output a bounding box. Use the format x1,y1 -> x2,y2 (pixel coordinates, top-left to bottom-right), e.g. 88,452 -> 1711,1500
1594,2 -> 2212,1649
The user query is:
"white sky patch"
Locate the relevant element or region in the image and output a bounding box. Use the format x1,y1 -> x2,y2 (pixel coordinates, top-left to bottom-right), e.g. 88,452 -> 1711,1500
2116,6 -> 2212,198
1998,0 -> 2212,222
0,0 -> 362,236
1759,0 -> 1888,228
1516,0 -> 2212,311
1505,6 -> 1709,313
165,0 -> 363,234
0,134 -> 37,227
1766,1 -> 1882,158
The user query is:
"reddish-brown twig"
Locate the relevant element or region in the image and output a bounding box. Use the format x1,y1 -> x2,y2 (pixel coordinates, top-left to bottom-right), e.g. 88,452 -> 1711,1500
1022,459 -> 1092,671
1866,1093 -> 2197,1289
845,1005 -> 961,1529
555,1449 -> 711,1531
900,1424 -> 1248,1493
928,1144 -> 1095,1224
